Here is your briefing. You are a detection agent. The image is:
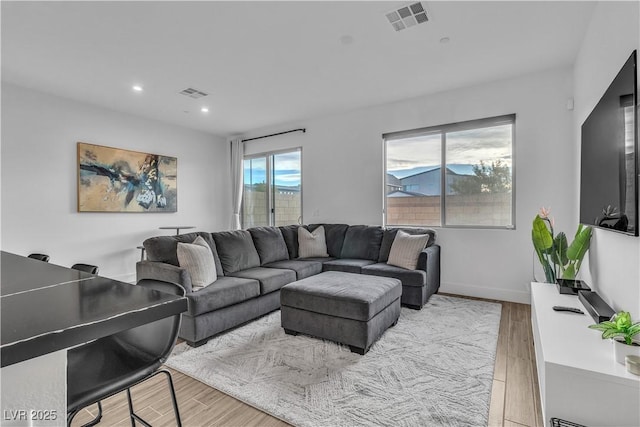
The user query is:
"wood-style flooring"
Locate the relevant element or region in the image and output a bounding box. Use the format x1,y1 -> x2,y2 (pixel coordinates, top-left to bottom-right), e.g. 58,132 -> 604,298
72,298 -> 543,427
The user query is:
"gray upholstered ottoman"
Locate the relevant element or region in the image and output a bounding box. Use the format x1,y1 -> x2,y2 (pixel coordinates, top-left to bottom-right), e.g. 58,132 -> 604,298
280,271 -> 401,354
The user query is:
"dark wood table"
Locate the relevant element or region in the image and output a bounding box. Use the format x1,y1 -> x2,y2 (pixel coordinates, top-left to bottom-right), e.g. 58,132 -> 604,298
1,251 -> 187,367
0,251 -> 187,425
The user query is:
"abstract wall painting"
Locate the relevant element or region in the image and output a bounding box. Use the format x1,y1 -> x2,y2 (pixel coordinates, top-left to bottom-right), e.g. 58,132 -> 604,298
77,142 -> 177,212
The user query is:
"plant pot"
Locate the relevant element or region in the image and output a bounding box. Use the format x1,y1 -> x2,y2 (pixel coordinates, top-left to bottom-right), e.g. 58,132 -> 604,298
555,279 -> 591,295
613,338 -> 640,365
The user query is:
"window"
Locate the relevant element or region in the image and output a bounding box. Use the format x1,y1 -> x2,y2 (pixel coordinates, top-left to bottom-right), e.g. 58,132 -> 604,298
242,148 -> 302,228
384,115 -> 515,228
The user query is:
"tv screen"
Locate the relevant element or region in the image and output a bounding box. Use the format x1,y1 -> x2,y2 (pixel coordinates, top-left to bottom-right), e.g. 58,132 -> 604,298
580,50 -> 638,236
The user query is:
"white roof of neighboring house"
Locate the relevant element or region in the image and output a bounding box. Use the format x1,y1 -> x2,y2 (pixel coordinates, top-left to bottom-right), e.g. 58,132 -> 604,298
387,190 -> 427,198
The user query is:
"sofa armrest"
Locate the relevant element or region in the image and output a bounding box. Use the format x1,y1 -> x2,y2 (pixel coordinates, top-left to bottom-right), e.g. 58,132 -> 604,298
417,244 -> 440,296
136,261 -> 193,294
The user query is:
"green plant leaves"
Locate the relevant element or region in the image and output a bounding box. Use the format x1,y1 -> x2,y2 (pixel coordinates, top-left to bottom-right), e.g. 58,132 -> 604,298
567,225 -> 592,261
589,321 -> 616,331
552,232 -> 568,266
531,215 -> 592,283
616,311 -> 633,329
561,264 -> 576,280
589,312 -> 640,344
532,216 -> 553,251
532,215 -> 556,283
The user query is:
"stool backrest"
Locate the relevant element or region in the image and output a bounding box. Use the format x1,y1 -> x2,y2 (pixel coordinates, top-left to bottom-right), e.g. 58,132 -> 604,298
28,253 -> 50,262
111,280 -> 185,365
71,263 -> 99,275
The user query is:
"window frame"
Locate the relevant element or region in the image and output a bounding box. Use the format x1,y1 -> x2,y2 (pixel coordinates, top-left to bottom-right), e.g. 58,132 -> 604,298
242,147 -> 303,228
383,114 -> 516,230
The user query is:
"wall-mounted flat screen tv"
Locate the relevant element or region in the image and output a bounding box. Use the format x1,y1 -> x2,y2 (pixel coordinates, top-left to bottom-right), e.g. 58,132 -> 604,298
580,50 -> 638,236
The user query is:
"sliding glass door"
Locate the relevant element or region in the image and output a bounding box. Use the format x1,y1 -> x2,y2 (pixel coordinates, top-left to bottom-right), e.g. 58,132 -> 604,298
242,157 -> 268,227
242,148 -> 301,228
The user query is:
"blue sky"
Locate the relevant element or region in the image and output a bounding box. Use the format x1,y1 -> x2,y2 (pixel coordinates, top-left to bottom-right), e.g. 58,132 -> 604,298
386,124 -> 513,176
244,151 -> 301,187
244,168 -> 300,187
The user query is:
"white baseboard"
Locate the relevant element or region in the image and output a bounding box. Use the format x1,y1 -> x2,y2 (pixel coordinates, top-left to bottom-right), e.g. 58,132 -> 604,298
439,281 -> 531,305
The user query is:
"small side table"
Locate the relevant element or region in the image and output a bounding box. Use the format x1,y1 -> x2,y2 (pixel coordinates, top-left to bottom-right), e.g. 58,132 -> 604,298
159,226 -> 195,235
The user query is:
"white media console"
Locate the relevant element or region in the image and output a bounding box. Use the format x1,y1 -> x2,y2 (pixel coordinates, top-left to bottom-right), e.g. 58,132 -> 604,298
530,282 -> 640,427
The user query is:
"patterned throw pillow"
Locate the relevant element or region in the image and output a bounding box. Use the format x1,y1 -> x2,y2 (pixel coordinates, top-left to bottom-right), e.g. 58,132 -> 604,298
387,230 -> 430,270
297,226 -> 329,258
177,235 -> 217,291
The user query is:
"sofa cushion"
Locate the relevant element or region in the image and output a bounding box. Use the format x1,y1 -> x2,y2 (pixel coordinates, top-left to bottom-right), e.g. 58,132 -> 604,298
212,230 -> 261,274
144,232 -> 224,276
387,230 -> 430,270
186,276 -> 260,316
263,260 -> 323,280
280,271 -> 402,322
361,263 -> 427,288
177,236 -> 217,291
379,227 -> 436,262
308,224 -> 348,257
322,259 -> 376,274
298,226 -> 329,258
279,225 -> 303,259
340,225 -> 384,261
229,267 -> 296,294
248,227 -> 290,265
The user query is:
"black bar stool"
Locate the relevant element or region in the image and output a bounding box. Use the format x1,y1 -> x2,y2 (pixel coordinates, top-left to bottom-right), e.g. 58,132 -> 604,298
67,280 -> 185,427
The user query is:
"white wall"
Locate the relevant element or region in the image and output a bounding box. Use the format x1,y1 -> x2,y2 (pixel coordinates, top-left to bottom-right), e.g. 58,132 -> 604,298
1,350 -> 66,427
573,1 -> 640,318
1,83 -> 230,282
244,67 -> 576,303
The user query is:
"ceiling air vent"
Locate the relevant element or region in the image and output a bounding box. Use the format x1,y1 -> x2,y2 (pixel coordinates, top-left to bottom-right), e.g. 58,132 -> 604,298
386,2 -> 428,32
179,87 -> 208,99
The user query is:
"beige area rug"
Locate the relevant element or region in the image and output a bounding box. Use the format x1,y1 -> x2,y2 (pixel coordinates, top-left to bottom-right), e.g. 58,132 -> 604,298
166,294 -> 501,427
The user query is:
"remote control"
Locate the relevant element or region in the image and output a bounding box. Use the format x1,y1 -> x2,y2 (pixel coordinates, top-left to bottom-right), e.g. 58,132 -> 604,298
552,305 -> 584,314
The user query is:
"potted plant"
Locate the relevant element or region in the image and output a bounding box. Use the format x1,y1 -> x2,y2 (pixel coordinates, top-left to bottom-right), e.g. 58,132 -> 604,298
531,208 -> 593,293
589,311 -> 640,365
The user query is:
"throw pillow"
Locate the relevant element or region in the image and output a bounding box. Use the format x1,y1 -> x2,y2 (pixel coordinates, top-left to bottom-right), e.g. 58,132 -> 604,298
298,226 -> 329,258
387,230 -> 430,270
177,236 -> 217,291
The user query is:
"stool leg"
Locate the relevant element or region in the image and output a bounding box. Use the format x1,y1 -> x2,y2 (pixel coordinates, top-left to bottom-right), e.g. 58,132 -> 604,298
126,389 -> 136,427
67,402 -> 102,427
160,370 -> 183,427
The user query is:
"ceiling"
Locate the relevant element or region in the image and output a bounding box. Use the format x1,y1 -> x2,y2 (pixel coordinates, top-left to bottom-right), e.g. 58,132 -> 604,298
1,1 -> 596,138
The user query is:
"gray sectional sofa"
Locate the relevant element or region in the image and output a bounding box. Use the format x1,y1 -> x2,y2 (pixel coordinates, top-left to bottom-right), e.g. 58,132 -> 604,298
137,224 -> 440,347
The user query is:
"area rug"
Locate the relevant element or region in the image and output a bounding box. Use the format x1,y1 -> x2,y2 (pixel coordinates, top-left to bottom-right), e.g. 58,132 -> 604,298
166,295 -> 502,427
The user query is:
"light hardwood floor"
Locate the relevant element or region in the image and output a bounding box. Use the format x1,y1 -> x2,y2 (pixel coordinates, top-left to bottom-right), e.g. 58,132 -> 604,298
72,298 -> 543,427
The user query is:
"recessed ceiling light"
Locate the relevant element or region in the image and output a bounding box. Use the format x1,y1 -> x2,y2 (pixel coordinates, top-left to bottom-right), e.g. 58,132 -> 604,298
132,85 -> 143,92
439,37 -> 450,44
201,107 -> 209,113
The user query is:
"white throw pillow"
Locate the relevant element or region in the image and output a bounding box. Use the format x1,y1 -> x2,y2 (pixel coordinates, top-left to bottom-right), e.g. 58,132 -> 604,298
387,230 -> 430,270
298,226 -> 329,258
177,236 -> 217,291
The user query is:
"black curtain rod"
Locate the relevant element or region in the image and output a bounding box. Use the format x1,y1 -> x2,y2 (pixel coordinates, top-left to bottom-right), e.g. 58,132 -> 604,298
242,128 -> 306,143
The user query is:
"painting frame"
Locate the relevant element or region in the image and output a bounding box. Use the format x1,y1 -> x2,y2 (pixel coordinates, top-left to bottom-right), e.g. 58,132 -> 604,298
77,142 -> 177,213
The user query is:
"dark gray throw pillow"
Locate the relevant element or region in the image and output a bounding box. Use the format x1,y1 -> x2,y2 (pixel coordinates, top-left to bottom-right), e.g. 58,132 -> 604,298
248,227 -> 290,265
279,225 -> 303,259
340,225 -> 384,261
308,224 -> 349,257
212,230 -> 261,274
